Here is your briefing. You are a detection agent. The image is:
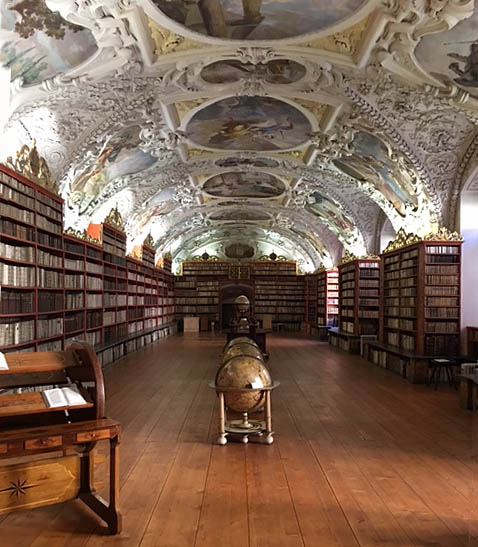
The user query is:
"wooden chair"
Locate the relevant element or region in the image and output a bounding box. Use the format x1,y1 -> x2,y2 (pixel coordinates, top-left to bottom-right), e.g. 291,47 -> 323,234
0,342 -> 121,534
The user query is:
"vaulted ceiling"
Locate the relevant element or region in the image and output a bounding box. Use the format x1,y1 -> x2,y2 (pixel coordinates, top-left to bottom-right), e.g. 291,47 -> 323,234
1,0 -> 478,272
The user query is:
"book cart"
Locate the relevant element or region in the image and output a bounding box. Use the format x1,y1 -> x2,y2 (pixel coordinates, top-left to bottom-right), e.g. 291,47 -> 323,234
0,163 -> 176,365
365,231 -> 462,383
329,257 -> 380,354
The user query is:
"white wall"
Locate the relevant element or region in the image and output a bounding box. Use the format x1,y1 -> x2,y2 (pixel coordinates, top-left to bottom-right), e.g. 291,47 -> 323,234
460,191 -> 478,351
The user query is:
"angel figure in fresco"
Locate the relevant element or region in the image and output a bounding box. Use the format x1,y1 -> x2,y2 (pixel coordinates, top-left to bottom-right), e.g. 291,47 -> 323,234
448,41 -> 478,88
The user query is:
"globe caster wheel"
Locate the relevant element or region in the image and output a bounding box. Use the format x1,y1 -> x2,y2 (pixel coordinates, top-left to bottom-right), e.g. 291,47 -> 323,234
217,435 -> 227,446
265,434 -> 274,445
241,435 -> 249,444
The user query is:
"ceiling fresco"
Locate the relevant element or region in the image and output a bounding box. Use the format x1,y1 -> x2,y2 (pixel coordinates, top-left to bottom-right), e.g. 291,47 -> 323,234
150,0 -> 367,41
1,0 -> 477,272
185,96 -> 312,151
202,171 -> 285,198
0,0 -> 97,86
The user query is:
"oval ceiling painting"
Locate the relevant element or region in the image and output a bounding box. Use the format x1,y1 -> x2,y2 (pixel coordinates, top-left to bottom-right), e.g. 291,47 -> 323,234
209,209 -> 271,222
186,96 -> 311,151
201,59 -> 306,85
215,157 -> 278,169
152,0 -> 366,41
203,172 -> 285,198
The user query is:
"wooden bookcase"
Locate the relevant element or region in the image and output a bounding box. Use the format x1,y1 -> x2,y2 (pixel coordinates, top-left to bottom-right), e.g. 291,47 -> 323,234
467,327 -> 478,359
317,269 -> 339,327
304,274 -> 318,326
252,262 -> 304,332
0,164 -> 176,364
338,259 -> 380,335
366,239 -> 462,382
329,259 -> 379,353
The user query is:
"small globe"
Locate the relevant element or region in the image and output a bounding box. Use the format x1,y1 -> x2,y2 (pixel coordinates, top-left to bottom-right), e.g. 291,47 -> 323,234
225,336 -> 258,350
215,355 -> 272,412
222,342 -> 264,364
234,295 -> 250,314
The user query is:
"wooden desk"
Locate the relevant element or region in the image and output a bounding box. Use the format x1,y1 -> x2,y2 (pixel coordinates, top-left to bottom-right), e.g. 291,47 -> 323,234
0,343 -> 121,533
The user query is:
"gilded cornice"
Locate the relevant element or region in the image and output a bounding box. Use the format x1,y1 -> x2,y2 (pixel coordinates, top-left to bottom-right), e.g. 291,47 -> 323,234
4,140 -> 59,195
383,227 -> 463,253
104,205 -> 125,232
64,227 -> 102,247
143,233 -> 155,249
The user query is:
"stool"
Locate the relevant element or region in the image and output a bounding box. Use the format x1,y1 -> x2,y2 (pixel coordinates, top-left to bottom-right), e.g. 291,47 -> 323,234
428,359 -> 458,390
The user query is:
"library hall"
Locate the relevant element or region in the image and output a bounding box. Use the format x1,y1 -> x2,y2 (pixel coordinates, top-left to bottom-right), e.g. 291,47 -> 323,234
1,0 -> 478,546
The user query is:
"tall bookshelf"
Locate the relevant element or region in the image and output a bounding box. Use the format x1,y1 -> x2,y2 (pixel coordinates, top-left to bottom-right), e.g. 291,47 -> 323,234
338,258 -> 380,335
252,262 -> 305,331
0,164 -> 64,353
380,240 -> 461,356
365,232 -> 462,383
0,164 -> 176,363
304,274 -> 318,326
317,269 -> 339,327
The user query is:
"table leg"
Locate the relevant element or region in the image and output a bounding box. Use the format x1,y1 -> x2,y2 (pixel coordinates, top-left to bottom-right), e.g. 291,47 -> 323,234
218,391 -> 227,445
264,391 -> 273,444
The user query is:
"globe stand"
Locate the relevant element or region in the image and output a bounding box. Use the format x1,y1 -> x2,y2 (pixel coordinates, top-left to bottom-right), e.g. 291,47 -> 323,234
209,382 -> 280,445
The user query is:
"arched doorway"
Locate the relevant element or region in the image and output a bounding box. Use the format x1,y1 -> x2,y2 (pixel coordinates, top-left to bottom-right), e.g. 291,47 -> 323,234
219,283 -> 254,330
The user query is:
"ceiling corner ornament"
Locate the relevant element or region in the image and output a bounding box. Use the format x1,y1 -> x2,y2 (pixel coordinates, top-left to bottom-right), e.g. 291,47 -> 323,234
64,227 -> 102,247
340,250 -> 358,264
147,19 -> 205,55
294,99 -> 328,125
175,98 -> 209,122
310,122 -> 356,160
234,47 -> 277,65
5,141 -> 59,195
303,15 -> 370,56
104,205 -> 125,232
143,233 -> 155,249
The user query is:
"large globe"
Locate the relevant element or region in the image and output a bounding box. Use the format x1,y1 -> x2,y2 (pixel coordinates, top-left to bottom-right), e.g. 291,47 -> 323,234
215,355 -> 272,412
225,336 -> 258,350
234,295 -> 250,314
222,342 -> 264,364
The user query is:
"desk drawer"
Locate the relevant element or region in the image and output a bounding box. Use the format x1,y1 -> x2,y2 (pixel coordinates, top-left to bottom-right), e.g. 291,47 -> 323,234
25,436 -> 62,450
76,429 -> 110,442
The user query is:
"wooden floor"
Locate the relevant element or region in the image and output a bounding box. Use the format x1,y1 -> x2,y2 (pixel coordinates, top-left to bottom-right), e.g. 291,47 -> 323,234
1,333 -> 478,546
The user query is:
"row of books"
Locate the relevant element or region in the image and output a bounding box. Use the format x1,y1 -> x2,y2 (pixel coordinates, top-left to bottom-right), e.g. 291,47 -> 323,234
0,263 -> 35,286
0,318 -> 35,345
0,171 -> 34,196
0,290 -> 34,314
37,268 -> 62,287
1,219 -> 35,241
0,241 -> 34,262
0,183 -> 35,210
37,213 -> 62,234
65,312 -> 84,333
38,291 -> 63,312
38,249 -> 62,268
66,292 -> 83,309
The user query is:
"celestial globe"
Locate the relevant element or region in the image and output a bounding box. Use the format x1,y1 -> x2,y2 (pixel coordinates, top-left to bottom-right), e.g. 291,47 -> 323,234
234,295 -> 250,314
215,355 -> 272,412
225,336 -> 258,350
222,342 -> 264,364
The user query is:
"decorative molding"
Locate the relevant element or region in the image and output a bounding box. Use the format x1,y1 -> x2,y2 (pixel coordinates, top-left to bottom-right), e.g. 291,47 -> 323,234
5,141 -> 58,195
104,205 -> 125,232
294,99 -> 328,124
340,250 -> 358,264
383,226 -> 463,253
64,227 -> 102,247
143,233 -> 155,249
147,19 -> 206,56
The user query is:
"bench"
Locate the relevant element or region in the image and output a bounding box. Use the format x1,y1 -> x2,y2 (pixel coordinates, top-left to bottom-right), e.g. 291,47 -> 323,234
0,342 -> 121,534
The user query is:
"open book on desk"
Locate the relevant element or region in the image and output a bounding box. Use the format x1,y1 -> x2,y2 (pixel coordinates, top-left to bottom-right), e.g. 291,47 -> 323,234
42,385 -> 87,408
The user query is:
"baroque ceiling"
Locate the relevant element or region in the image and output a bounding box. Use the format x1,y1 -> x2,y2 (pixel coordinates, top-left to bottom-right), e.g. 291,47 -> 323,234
1,0 -> 478,272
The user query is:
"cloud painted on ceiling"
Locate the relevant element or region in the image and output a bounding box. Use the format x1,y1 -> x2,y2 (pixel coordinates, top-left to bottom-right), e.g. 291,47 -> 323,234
0,0 -> 97,86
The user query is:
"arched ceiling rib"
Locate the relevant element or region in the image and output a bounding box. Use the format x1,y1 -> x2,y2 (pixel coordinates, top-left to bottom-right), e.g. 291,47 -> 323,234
1,0 -> 477,270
